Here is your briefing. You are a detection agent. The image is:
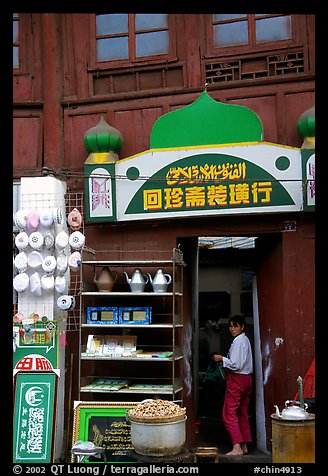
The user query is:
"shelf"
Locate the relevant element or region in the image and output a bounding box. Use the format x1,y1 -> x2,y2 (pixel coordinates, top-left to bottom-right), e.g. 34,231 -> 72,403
80,387 -> 183,395
80,377 -> 183,395
82,260 -> 176,266
78,248 -> 184,402
81,323 -> 183,328
81,291 -> 182,296
80,354 -> 183,362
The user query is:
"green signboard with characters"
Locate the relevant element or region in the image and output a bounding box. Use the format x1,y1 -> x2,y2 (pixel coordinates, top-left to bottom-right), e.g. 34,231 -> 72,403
84,92 -> 314,223
13,321 -> 58,370
13,372 -> 57,463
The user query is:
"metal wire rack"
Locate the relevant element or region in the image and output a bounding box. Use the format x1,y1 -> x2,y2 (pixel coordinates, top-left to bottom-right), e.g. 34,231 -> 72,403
13,190 -> 87,333
65,192 -> 85,332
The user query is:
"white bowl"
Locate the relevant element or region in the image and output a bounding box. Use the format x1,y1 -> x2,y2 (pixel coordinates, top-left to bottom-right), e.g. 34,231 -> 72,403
42,255 -> 57,274
55,275 -> 67,293
40,208 -> 54,227
69,231 -> 85,250
13,273 -> 29,293
41,274 -> 55,292
14,252 -> 28,272
14,210 -> 27,230
27,251 -> 43,269
30,272 -> 42,296
15,232 -> 29,250
68,251 -> 81,272
29,231 -> 44,250
55,231 -> 69,250
57,252 -> 68,274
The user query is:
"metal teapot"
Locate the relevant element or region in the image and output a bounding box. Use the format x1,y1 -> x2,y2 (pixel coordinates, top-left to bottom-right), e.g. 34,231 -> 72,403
147,268 -> 172,293
124,268 -> 149,292
274,400 -> 310,420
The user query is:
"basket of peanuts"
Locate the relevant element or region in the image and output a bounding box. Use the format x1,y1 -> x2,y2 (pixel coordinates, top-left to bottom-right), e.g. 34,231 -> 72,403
127,399 -> 187,456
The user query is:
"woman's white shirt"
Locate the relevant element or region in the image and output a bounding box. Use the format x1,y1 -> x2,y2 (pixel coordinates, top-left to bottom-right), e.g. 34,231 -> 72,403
222,333 -> 253,374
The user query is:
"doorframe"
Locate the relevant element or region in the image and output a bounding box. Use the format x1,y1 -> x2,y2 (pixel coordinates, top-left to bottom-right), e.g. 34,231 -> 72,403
193,236 -> 268,452
252,275 -> 269,453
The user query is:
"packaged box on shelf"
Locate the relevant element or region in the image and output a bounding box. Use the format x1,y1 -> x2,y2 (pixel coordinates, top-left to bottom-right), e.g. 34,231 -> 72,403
86,334 -> 137,357
86,335 -> 103,355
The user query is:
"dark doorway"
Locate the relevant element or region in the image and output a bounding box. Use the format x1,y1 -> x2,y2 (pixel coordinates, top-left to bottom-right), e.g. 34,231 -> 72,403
195,238 -> 257,449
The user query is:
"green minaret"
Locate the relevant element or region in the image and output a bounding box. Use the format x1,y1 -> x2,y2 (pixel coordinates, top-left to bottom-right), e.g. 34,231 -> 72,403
297,105 -> 315,150
84,116 -> 123,163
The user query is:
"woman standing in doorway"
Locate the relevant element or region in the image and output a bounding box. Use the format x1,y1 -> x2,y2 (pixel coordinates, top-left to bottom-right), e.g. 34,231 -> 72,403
213,314 -> 253,456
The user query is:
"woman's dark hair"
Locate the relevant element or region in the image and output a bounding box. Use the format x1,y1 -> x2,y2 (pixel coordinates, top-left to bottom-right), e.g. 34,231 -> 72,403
228,314 -> 246,329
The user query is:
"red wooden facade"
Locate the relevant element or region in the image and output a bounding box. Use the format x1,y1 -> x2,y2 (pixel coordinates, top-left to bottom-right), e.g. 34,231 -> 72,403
13,13 -> 315,453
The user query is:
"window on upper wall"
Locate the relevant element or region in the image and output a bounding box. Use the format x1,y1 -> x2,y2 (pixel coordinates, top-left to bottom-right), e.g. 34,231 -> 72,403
95,13 -> 172,64
204,14 -> 302,86
210,14 -> 292,50
13,13 -> 19,68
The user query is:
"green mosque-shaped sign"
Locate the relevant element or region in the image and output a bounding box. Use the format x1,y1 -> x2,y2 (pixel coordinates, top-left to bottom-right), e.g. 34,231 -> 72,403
84,92 -> 314,222
150,91 -> 263,148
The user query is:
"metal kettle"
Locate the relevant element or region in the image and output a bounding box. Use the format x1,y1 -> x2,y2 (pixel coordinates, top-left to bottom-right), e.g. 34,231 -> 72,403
275,400 -> 310,420
274,375 -> 310,420
147,268 -> 172,293
124,268 -> 149,292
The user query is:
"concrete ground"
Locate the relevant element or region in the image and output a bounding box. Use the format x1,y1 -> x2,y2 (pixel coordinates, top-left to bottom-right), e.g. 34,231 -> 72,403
194,415 -> 272,464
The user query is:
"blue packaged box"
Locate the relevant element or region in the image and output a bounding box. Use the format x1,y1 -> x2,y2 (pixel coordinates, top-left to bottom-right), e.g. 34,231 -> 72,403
86,307 -> 119,324
119,307 -> 152,325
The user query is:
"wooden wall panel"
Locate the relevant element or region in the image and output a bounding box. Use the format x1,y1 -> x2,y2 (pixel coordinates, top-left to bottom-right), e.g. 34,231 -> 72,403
113,107 -> 163,159
255,234 -> 287,447
13,13 -> 43,103
63,112 -> 102,169
285,91 -> 315,147
13,76 -> 35,103
229,95 -> 278,144
282,225 -> 315,397
62,14 -> 91,99
13,117 -> 42,170
64,106 -> 164,168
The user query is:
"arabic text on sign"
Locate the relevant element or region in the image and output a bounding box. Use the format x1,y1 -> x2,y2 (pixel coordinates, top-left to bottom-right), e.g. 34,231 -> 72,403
166,162 -> 247,185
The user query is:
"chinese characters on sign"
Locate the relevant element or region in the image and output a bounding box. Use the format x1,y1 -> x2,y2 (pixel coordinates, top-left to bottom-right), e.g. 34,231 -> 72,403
13,372 -> 56,463
87,166 -> 114,220
91,176 -> 111,211
21,406 -> 45,455
144,162 -> 273,211
86,146 -> 307,222
307,155 -> 315,206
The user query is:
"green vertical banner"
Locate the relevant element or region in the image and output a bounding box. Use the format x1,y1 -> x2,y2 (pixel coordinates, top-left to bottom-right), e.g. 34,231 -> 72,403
13,372 -> 57,463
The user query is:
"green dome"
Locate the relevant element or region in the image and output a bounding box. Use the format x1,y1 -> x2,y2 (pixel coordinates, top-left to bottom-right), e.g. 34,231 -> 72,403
297,106 -> 315,138
84,116 -> 123,153
150,91 -> 263,149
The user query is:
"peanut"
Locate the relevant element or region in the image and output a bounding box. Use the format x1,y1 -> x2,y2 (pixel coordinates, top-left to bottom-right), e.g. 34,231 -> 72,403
128,399 -> 185,418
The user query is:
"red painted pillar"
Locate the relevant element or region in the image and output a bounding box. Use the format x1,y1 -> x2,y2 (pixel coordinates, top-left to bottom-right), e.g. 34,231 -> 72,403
41,14 -> 63,168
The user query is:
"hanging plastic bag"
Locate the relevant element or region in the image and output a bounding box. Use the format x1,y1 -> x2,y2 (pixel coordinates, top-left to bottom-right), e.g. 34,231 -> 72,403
203,360 -> 226,383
